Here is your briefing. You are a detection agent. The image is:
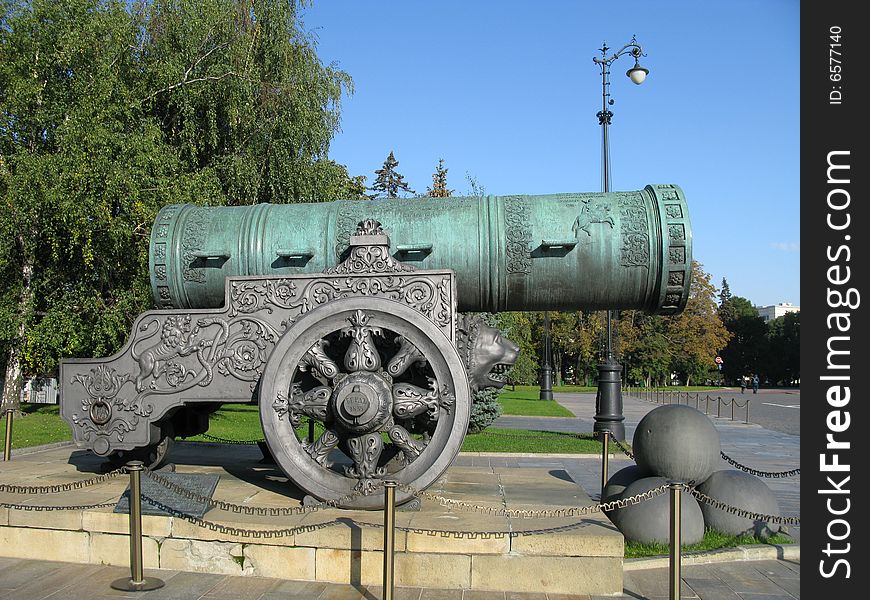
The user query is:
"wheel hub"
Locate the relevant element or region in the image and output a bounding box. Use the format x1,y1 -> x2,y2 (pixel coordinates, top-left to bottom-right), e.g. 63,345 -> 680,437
332,372 -> 392,434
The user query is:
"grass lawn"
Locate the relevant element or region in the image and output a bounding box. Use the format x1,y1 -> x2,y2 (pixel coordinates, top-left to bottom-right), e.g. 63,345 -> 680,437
7,402 -> 606,454
189,403 -> 265,441
625,529 -> 795,558
504,384 -> 724,395
498,397 -> 574,417
462,428 -> 613,454
6,404 -> 73,449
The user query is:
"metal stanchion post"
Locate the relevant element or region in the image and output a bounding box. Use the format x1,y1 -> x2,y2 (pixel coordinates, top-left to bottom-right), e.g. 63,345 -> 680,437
716,396 -> 721,418
669,481 -> 682,600
111,462 -> 164,591
704,395 -> 709,414
600,430 -> 610,498
731,399 -> 735,421
745,399 -> 751,424
3,409 -> 12,462
382,480 -> 397,600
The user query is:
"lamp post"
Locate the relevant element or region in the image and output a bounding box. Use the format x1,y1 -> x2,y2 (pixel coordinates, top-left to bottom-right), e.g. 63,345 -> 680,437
592,35 -> 649,441
539,311 -> 554,400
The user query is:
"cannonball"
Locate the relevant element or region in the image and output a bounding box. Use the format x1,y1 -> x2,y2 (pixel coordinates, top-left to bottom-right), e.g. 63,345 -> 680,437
697,470 -> 781,537
613,476 -> 704,545
633,404 -> 721,484
602,464 -> 649,503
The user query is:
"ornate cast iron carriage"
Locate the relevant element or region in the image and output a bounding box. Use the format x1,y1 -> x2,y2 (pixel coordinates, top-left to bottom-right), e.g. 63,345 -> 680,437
60,184 -> 692,508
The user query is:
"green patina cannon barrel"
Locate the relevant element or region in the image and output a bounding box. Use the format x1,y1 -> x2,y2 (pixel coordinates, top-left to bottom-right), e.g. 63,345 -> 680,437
149,183 -> 692,314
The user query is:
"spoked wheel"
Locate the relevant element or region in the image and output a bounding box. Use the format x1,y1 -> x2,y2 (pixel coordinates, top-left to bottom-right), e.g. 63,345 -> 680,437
259,297 -> 470,509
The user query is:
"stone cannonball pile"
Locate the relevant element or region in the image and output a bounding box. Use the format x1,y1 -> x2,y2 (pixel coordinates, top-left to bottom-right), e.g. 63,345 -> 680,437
603,404 -> 781,545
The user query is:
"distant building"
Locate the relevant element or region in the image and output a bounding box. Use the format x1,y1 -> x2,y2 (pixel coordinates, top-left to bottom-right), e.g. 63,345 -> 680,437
756,302 -> 800,323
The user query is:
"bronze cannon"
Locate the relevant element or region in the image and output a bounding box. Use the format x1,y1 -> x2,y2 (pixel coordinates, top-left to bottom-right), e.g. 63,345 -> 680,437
60,184 -> 692,508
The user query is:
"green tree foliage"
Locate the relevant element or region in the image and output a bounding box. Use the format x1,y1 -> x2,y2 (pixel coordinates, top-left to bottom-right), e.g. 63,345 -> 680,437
426,158 -> 452,198
719,278 -> 732,305
0,0 -> 356,409
464,172 -> 485,197
491,312 -> 538,385
618,262 -> 730,386
369,150 -> 414,198
493,265 -> 794,389
665,261 -> 732,386
765,312 -> 799,385
619,311 -> 673,387
718,296 -> 767,383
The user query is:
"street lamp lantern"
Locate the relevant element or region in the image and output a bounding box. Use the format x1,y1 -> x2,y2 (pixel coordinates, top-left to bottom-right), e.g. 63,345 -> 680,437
591,35 -> 648,441
627,60 -> 649,85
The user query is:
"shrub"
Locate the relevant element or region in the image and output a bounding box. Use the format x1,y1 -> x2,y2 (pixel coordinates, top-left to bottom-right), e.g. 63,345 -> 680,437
468,387 -> 503,433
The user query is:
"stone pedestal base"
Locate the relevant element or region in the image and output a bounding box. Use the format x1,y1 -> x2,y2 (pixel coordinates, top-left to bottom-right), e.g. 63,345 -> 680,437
0,442 -> 624,595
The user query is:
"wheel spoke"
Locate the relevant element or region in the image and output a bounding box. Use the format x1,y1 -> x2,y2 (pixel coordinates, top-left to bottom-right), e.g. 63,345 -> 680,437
386,335 -> 425,377
388,424 -> 426,464
341,310 -> 383,372
296,385 -> 331,421
392,378 -> 440,421
304,428 -> 340,466
299,339 -> 340,380
345,432 -> 386,485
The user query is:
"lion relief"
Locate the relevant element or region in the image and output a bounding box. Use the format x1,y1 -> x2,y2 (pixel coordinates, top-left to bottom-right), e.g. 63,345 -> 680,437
456,314 -> 520,392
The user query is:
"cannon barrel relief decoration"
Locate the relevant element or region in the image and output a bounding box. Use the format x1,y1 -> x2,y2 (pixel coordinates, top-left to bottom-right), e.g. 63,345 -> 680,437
60,184 -> 692,508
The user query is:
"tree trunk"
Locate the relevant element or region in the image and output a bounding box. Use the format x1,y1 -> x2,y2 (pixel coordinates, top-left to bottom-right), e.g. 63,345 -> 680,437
1,255 -> 34,413
2,346 -> 24,412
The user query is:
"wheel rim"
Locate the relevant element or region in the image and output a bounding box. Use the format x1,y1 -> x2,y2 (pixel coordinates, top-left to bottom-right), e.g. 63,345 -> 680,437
259,297 -> 469,509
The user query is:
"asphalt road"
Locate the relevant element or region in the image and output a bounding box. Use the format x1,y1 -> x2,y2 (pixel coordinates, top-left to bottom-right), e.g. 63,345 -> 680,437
699,388 -> 800,436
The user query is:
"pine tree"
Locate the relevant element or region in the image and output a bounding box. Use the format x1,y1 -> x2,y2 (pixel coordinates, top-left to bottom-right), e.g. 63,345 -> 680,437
369,151 -> 415,198
426,158 -> 453,198
719,278 -> 732,307
718,278 -> 735,323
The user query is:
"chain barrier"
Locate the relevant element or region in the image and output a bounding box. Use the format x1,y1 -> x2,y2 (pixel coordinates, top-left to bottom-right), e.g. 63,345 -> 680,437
627,388 -> 752,418
0,500 -> 119,511
0,466 -> 127,494
399,482 -> 669,519
143,469 -> 374,516
712,397 -> 750,408
199,433 -> 264,445
198,425 -> 324,446
139,493 -> 344,539
720,452 -> 800,478
351,516 -> 615,539
687,487 -> 800,525
613,438 -> 635,460
476,429 -> 583,439
1,474 -> 798,538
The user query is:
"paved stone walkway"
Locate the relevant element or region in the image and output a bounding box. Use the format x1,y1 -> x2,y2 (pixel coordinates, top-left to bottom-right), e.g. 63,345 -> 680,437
0,391 -> 800,599
0,555 -> 800,599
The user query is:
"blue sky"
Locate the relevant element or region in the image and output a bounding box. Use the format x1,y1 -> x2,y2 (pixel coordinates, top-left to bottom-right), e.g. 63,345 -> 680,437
301,0 -> 800,308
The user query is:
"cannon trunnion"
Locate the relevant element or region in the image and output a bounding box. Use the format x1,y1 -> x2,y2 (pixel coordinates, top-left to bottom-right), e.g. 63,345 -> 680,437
60,185 -> 693,508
